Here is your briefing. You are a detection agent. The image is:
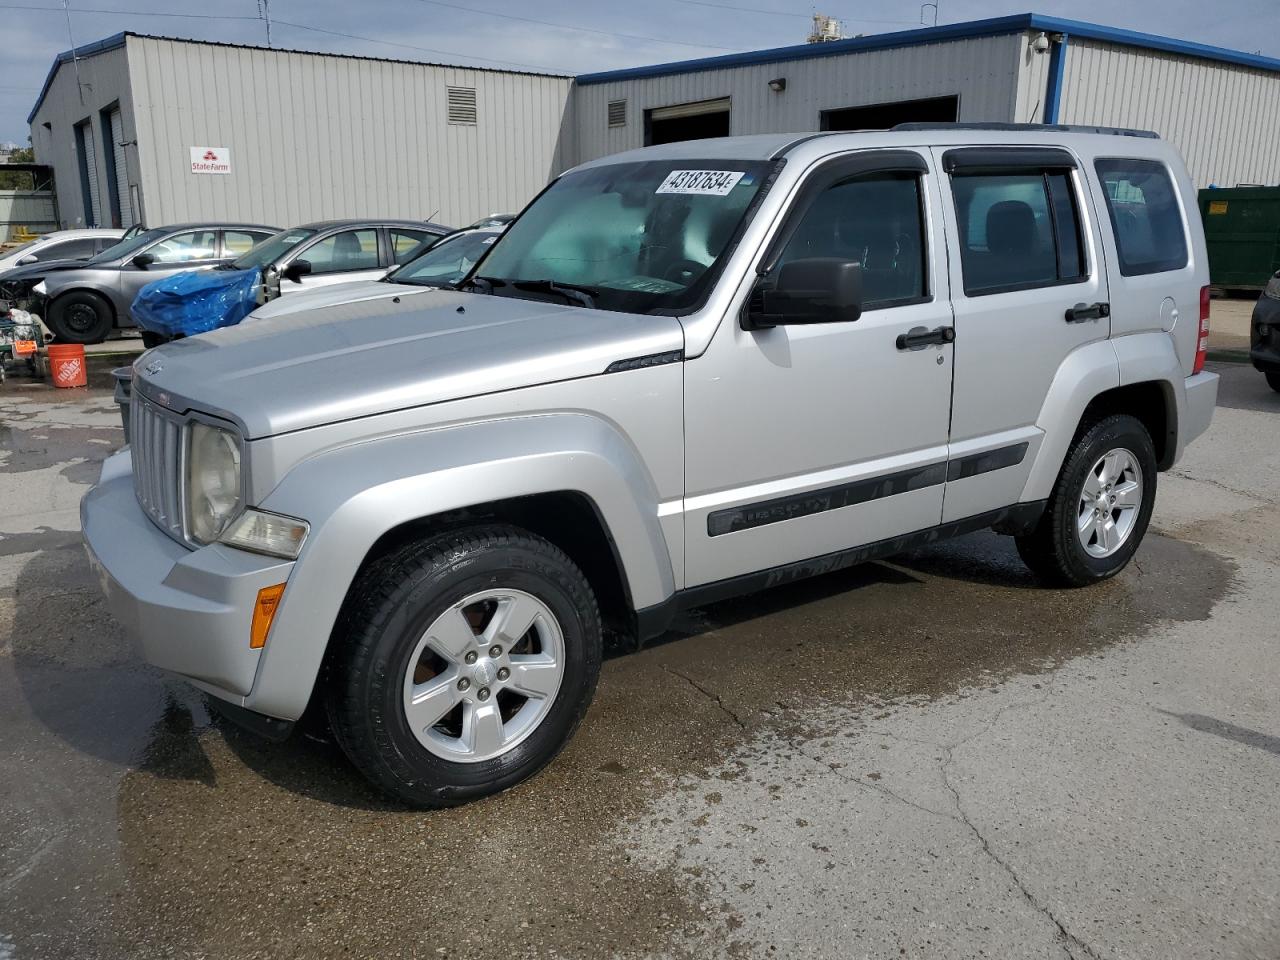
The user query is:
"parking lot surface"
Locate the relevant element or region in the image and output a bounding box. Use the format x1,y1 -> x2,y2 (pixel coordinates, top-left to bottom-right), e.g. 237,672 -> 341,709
1,362 -> 1278,960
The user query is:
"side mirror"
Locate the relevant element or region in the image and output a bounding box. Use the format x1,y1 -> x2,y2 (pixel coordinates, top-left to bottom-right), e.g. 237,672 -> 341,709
744,258 -> 863,330
283,259 -> 312,283
17,254 -> 37,266
131,252 -> 155,269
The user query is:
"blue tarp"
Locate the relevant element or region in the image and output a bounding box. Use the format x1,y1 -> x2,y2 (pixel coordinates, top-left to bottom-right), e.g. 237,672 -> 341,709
131,268 -> 261,338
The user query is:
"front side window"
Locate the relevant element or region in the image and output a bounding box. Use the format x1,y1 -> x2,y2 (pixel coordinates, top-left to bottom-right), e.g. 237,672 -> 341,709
147,230 -> 218,263
951,170 -> 1086,296
300,229 -> 380,275
772,173 -> 927,308
1095,159 -> 1188,276
472,159 -> 777,314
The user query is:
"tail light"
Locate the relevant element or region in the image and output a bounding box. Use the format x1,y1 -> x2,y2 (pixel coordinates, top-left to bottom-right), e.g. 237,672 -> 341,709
1193,285 -> 1210,375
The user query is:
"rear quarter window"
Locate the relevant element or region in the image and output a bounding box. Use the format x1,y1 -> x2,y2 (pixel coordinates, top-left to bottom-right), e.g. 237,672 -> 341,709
1094,159 -> 1188,276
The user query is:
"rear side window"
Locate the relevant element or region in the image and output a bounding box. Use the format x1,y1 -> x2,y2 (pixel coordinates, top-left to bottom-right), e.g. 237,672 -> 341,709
1094,159 -> 1188,276
951,171 -> 1086,296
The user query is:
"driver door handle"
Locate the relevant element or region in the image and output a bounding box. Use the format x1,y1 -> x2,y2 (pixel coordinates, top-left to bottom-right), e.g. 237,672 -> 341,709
1065,301 -> 1110,323
896,325 -> 956,350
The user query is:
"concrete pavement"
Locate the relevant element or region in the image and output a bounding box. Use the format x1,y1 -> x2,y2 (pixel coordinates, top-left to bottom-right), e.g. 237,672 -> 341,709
0,363 -> 1277,960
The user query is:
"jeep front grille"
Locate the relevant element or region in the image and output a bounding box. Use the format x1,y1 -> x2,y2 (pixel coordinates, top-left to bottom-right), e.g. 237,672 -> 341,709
131,395 -> 185,541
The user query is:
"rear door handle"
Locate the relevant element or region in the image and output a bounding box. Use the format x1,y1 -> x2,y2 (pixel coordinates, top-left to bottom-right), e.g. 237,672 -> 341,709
1065,301 -> 1110,323
896,325 -> 956,350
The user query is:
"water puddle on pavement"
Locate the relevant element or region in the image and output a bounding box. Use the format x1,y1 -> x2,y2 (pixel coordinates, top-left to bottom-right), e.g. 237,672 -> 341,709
1,392 -> 1235,958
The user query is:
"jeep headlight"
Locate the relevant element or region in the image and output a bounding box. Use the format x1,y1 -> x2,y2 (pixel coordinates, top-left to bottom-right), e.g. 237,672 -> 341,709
1264,271 -> 1280,301
187,421 -> 242,544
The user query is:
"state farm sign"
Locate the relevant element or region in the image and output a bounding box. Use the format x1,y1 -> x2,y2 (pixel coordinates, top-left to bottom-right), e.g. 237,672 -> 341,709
190,146 -> 231,175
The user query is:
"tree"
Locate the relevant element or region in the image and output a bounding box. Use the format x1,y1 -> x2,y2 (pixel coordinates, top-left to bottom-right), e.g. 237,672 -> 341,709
0,148 -> 38,190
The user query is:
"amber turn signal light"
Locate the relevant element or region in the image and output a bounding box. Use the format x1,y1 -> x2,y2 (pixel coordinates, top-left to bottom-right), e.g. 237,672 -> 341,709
250,583 -> 286,649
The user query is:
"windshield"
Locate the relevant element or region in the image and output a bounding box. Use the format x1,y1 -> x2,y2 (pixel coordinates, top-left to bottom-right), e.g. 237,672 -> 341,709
231,228 -> 317,270
388,230 -> 501,287
472,159 -> 777,314
89,228 -> 166,263
5,238 -> 41,257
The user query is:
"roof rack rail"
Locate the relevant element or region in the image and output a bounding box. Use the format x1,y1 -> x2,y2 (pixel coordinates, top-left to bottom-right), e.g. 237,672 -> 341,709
892,121 -> 1160,139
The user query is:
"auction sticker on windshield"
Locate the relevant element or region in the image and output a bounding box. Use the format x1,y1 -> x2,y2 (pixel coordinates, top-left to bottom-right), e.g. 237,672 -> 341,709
656,170 -> 745,196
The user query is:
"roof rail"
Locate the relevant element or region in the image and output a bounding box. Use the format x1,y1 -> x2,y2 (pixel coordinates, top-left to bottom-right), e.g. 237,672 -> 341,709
893,121 -> 1160,139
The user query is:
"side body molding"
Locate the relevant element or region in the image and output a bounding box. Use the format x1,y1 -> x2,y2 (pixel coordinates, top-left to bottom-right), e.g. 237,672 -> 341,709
245,413 -> 676,720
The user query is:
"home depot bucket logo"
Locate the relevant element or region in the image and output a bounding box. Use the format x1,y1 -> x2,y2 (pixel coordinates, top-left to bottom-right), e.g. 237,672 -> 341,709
54,357 -> 83,385
190,146 -> 232,175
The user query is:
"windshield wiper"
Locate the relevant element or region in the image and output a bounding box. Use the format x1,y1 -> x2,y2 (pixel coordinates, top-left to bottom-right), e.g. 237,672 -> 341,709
460,275 -> 508,295
510,278 -> 599,309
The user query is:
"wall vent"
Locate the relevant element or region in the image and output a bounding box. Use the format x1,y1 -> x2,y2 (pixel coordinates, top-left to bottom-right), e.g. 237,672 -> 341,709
447,86 -> 478,125
607,99 -> 627,127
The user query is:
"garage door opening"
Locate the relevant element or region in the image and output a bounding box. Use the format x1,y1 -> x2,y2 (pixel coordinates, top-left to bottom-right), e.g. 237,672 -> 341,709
645,98 -> 731,146
821,95 -> 959,131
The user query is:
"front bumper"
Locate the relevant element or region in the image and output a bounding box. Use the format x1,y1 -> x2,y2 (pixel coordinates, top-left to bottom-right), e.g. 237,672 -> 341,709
81,449 -> 294,704
1250,295 -> 1280,373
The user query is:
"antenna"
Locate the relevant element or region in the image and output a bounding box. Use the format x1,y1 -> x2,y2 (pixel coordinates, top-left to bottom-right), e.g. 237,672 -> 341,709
258,0 -> 273,47
61,0 -> 85,104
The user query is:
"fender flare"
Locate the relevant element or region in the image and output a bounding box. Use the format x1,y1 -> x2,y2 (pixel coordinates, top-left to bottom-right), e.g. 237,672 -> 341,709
1020,339 -> 1119,502
1021,332 -> 1184,502
244,413 -> 676,720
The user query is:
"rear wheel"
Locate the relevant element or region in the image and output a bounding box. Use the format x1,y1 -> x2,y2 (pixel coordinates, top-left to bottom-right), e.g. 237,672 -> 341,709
48,290 -> 113,344
1016,414 -> 1157,586
1266,371 -> 1280,393
324,525 -> 602,807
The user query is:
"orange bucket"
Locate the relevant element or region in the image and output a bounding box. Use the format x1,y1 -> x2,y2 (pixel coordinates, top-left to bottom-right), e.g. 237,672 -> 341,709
47,343 -> 88,389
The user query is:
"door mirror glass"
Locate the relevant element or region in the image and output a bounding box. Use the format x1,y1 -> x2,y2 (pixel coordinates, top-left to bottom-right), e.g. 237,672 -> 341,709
283,259 -> 312,283
746,258 -> 863,329
131,252 -> 156,269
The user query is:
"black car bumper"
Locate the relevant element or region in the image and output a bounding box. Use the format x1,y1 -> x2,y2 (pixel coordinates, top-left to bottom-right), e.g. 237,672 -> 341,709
1251,295 -> 1280,373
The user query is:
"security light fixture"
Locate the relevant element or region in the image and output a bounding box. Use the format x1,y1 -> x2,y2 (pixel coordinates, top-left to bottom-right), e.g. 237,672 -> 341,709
768,77 -> 787,92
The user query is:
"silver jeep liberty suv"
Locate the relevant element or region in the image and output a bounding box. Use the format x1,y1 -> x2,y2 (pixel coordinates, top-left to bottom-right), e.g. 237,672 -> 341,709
83,125 -> 1219,807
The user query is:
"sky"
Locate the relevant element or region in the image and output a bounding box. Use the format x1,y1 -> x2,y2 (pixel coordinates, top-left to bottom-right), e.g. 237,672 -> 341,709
1,0 -> 1277,145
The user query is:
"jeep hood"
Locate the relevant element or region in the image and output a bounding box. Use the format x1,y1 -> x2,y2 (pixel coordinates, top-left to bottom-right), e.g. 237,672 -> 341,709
247,279 -> 436,322
133,289 -> 684,438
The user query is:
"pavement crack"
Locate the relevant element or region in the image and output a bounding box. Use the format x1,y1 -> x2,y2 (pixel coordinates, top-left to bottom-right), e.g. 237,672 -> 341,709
940,745 -> 1102,960
661,665 -> 748,729
1169,469 -> 1277,506
790,740 -> 957,823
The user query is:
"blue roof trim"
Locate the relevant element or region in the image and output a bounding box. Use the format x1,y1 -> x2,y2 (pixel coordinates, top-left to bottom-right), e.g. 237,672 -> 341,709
27,31 -> 129,124
575,12 -> 1280,85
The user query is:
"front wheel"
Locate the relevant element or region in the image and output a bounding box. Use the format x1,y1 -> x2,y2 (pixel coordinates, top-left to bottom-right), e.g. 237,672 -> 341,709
324,525 -> 602,808
1266,371 -> 1280,394
1016,414 -> 1157,587
47,290 -> 113,343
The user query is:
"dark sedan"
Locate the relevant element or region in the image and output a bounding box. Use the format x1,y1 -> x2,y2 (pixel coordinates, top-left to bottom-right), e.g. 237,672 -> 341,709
1,222 -> 277,343
1251,270 -> 1280,393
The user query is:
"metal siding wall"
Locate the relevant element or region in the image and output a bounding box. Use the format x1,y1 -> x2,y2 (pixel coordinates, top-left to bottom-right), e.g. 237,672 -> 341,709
126,37 -> 572,228
28,43 -> 133,228
1013,32 -> 1052,123
1060,39 -> 1280,187
570,34 -> 1024,167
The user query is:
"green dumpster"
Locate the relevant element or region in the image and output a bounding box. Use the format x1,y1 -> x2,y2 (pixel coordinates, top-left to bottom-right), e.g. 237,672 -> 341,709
1198,186 -> 1280,291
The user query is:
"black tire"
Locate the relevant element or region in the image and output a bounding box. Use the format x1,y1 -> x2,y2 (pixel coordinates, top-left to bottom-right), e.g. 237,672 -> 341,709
140,331 -> 168,349
1016,414 -> 1158,587
48,290 -> 113,344
323,524 -> 602,808
1266,371 -> 1280,394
